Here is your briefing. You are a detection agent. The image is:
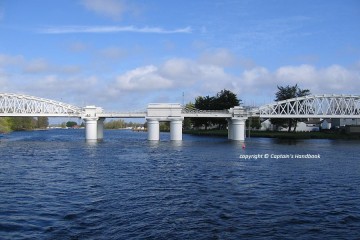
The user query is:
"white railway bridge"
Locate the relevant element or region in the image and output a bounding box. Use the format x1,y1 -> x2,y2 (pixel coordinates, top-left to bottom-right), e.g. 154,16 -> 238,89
1,93 -> 359,141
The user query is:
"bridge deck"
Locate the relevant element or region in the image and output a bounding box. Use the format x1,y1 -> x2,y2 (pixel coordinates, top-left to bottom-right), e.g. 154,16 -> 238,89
98,112 -> 147,118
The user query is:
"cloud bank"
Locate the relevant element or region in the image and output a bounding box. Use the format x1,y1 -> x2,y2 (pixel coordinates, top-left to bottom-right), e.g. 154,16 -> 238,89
1,52 -> 360,110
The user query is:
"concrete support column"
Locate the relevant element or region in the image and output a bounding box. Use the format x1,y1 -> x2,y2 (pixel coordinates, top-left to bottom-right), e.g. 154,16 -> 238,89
231,118 -> 247,141
84,118 -> 98,141
170,118 -> 183,141
147,119 -> 160,141
97,118 -> 105,140
227,118 -> 233,140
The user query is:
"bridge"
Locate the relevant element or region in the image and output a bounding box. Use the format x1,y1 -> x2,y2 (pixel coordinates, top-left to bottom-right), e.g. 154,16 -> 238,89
1,93 -> 360,141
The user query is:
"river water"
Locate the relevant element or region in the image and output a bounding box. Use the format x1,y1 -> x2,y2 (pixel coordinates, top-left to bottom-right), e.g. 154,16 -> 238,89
0,129 -> 359,239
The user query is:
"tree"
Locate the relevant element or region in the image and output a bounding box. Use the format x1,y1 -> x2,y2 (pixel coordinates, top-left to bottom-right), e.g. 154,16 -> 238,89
0,117 -> 12,133
270,84 -> 311,132
213,89 -> 240,110
36,117 -> 49,129
246,117 -> 261,130
9,117 -> 34,131
192,96 -> 214,130
104,119 -> 126,129
183,103 -> 194,130
211,89 -> 241,129
66,121 -> 78,128
191,89 -> 241,130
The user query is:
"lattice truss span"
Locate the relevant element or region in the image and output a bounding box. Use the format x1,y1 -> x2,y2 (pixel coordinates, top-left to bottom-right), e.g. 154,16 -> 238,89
258,95 -> 360,118
0,93 -> 82,117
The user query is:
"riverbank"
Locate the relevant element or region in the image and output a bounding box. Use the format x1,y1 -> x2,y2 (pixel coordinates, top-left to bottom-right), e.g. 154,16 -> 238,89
184,129 -> 360,140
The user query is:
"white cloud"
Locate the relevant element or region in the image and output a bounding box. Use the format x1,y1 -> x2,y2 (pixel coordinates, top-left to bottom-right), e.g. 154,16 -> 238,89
0,69 -> 9,86
159,58 -> 200,84
0,54 -> 24,66
274,64 -> 360,93
38,25 -> 192,34
81,0 -> 126,20
2,53 -> 359,110
114,65 -> 172,91
23,59 -> 50,73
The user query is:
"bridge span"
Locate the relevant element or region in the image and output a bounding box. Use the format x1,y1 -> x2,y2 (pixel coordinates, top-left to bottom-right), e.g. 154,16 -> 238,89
1,93 -> 360,141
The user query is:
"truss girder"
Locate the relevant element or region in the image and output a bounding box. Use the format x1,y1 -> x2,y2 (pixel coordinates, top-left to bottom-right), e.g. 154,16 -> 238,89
0,93 -> 82,117
258,95 -> 360,118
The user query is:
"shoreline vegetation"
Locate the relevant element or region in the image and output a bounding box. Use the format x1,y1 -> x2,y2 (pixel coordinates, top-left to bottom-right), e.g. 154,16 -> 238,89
2,128 -> 360,140
183,129 -> 360,140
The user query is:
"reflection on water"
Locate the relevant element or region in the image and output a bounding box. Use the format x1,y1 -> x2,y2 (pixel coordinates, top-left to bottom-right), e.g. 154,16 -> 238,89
0,129 -> 359,239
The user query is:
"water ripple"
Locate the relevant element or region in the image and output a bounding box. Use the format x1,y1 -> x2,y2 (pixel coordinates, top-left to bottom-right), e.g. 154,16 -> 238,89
0,130 -> 360,239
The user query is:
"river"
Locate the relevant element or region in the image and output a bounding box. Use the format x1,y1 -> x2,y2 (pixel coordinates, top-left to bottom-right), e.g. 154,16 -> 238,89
0,129 -> 359,239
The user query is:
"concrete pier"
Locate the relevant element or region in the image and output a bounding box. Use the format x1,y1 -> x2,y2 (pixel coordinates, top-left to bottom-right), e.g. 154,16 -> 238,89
147,119 -> 160,141
170,118 -> 183,141
230,118 -> 246,141
97,118 -> 105,140
84,118 -> 98,141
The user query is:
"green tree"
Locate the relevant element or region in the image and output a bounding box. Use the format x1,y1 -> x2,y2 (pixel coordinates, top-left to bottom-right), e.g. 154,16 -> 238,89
270,84 -> 311,132
192,89 -> 241,130
159,122 -> 170,131
10,117 -> 34,131
183,102 -> 194,130
213,89 -> 240,110
0,117 -> 12,133
66,121 -> 78,128
246,117 -> 261,130
193,96 -> 214,130
104,119 -> 126,129
36,117 -> 49,129
212,89 -> 241,129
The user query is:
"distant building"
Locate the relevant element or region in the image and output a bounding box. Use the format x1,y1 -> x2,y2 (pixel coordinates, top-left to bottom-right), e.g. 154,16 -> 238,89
332,119 -> 360,128
260,118 -> 320,132
321,119 -> 332,129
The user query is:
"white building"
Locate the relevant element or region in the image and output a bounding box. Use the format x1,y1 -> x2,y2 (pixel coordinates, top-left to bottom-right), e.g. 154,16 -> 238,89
321,119 -> 332,129
260,119 -> 320,132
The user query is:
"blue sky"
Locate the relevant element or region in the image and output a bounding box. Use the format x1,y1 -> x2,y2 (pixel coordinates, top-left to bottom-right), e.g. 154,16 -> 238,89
1,0 -> 360,111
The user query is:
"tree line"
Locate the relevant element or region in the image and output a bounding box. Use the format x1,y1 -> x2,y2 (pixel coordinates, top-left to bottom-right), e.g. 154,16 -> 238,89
186,84 -> 310,131
0,117 -> 49,133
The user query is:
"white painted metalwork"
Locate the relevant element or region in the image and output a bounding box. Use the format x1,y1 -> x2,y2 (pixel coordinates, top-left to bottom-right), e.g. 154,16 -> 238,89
0,93 -> 81,117
258,94 -> 360,118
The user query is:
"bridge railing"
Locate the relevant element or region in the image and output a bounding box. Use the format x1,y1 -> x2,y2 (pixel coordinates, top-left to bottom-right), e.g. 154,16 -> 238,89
181,107 -> 229,114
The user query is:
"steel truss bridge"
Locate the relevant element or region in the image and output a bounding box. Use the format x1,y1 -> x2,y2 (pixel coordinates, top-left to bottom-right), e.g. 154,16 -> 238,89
1,93 -> 360,119
0,93 -> 360,118
1,93 -> 360,141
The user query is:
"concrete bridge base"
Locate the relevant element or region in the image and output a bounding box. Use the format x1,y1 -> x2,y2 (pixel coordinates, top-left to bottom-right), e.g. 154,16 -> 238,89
82,104 -> 248,142
83,106 -> 104,141
146,117 -> 184,141
228,117 -> 246,141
